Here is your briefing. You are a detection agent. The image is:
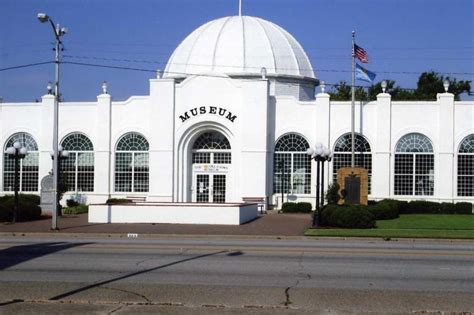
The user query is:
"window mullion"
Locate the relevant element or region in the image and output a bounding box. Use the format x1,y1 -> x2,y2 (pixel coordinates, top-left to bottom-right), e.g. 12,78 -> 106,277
74,152 -> 78,192
131,152 -> 135,193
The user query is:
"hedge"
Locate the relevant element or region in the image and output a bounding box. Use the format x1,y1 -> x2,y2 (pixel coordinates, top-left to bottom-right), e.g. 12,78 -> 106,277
399,200 -> 472,215
368,199 -> 400,220
0,194 -> 42,222
281,202 -> 312,213
320,204 -> 375,228
63,204 -> 88,215
105,198 -> 133,204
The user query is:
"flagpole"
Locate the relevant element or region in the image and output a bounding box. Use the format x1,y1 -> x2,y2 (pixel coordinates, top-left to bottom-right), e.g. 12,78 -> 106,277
351,31 -> 355,168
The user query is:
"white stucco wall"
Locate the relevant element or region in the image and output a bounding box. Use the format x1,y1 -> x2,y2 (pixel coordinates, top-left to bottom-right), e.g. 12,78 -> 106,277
1,76 -> 473,209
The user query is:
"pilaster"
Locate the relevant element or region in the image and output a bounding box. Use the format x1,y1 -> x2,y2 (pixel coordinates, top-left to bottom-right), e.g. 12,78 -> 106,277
373,92 -> 392,198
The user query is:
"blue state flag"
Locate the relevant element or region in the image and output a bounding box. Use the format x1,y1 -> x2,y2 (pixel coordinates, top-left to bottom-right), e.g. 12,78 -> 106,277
355,63 -> 376,83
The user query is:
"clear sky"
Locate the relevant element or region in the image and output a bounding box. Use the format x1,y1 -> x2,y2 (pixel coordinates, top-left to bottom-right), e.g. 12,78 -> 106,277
1,0 -> 473,102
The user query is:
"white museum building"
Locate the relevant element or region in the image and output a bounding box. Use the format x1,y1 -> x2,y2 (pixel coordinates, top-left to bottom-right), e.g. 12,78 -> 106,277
1,15 -> 473,212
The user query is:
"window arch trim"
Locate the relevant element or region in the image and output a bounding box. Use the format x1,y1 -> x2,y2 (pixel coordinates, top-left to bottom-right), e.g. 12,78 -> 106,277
458,134 -> 474,154
395,133 -> 434,153
4,132 -> 38,151
60,132 -> 94,151
274,133 -> 310,152
333,133 -> 371,152
115,132 -> 149,151
192,131 -> 231,151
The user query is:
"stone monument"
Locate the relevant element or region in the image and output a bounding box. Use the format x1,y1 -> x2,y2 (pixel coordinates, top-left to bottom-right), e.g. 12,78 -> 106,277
336,167 -> 368,205
39,174 -> 54,215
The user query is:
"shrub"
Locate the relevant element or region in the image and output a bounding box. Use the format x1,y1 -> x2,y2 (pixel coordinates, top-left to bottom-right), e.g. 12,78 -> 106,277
297,202 -> 313,213
326,182 -> 340,205
66,199 -> 80,207
0,194 -> 42,222
281,202 -> 312,213
320,204 -> 375,228
368,199 -> 400,220
454,202 -> 473,214
106,198 -> 132,204
399,200 -> 473,215
401,200 -> 440,214
63,204 -> 88,215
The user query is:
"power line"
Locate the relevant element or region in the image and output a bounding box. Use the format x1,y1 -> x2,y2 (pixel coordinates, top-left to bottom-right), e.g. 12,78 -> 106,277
0,61 -> 54,72
62,55 -> 474,76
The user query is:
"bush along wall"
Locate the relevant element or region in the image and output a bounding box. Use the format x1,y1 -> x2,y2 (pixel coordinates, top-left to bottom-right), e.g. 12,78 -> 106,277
0,194 -> 42,222
399,200 -> 472,215
320,204 -> 375,229
368,199 -> 400,220
281,202 -> 313,213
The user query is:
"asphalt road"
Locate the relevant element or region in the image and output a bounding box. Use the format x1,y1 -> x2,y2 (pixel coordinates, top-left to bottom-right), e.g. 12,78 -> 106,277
0,236 -> 473,314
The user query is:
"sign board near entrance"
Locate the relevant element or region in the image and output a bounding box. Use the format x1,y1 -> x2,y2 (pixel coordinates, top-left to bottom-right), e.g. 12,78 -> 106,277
193,164 -> 229,173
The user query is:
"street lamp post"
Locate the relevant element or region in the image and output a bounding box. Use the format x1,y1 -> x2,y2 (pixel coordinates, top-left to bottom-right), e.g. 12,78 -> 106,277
307,143 -> 332,227
5,142 -> 28,223
50,146 -> 69,217
37,13 -> 67,230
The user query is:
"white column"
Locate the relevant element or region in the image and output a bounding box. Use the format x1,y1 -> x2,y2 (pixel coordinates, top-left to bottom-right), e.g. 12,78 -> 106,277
95,93 -> 112,201
315,92 -> 331,193
240,79 -> 270,201
39,94 -> 55,188
148,78 -> 175,202
437,92 -> 455,201
373,92 -> 392,199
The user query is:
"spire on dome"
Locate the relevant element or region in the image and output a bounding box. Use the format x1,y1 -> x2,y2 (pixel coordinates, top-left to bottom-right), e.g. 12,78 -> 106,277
238,0 -> 242,16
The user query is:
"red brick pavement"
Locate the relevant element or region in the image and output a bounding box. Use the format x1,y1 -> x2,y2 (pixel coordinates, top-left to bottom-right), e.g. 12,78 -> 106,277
0,212 -> 312,237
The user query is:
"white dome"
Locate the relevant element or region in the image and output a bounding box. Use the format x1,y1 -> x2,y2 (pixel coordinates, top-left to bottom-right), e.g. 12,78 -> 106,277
164,16 -> 315,79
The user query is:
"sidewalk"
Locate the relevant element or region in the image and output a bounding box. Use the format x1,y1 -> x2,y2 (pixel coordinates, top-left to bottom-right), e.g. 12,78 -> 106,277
0,212 -> 312,237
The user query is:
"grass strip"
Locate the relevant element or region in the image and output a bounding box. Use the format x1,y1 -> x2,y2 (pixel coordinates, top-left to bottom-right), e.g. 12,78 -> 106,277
305,214 -> 474,239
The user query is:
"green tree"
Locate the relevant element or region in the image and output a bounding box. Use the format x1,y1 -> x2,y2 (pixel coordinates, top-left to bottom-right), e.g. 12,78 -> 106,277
328,72 -> 471,101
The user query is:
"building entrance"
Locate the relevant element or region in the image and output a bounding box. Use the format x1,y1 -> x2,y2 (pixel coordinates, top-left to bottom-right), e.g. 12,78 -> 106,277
191,131 -> 231,203
194,173 -> 226,203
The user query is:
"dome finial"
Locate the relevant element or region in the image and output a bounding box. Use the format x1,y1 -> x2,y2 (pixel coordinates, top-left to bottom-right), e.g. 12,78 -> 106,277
239,0 -> 242,16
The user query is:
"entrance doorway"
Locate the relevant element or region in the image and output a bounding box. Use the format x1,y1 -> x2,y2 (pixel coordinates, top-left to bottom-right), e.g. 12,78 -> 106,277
195,174 -> 226,203
191,131 -> 231,203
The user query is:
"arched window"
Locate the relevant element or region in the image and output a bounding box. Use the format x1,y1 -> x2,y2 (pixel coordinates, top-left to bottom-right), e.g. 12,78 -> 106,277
3,133 -> 39,192
394,133 -> 434,196
192,131 -> 231,164
457,134 -> 474,196
60,133 -> 94,192
332,133 -> 372,193
114,133 -> 149,192
273,133 -> 311,194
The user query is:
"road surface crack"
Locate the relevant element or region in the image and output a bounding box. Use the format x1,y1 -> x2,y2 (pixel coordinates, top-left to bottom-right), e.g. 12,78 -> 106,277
283,251 -> 305,306
101,286 -> 151,303
108,304 -> 124,314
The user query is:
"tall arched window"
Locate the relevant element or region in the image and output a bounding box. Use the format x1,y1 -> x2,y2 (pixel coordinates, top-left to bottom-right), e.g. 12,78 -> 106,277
115,133 -> 149,192
332,133 -> 372,193
273,133 -> 311,194
60,133 -> 94,192
394,133 -> 434,196
458,134 -> 474,196
3,133 -> 39,192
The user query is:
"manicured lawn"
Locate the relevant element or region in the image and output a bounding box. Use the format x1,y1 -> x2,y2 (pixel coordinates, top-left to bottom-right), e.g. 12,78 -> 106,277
305,215 -> 474,239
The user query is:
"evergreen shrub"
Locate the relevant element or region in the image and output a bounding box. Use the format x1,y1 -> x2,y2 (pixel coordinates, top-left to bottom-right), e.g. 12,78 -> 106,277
281,202 -> 312,213
0,194 -> 41,222
320,204 -> 375,228
63,204 -> 88,215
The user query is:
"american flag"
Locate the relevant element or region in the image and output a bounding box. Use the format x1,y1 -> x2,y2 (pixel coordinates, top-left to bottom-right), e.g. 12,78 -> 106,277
353,44 -> 369,63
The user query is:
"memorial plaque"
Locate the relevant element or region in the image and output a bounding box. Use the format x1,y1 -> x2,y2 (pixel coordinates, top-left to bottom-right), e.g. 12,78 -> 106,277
336,167 -> 369,205
344,176 -> 361,205
40,174 -> 54,214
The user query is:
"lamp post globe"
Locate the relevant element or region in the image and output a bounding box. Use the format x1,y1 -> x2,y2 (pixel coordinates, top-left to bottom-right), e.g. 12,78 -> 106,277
5,143 -> 28,223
